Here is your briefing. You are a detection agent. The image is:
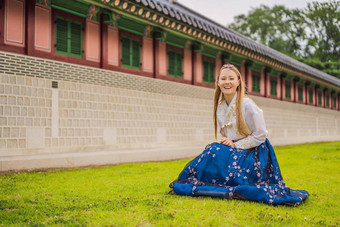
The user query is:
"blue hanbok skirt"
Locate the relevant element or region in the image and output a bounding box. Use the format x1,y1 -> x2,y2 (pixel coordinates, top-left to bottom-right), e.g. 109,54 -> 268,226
169,139 -> 309,206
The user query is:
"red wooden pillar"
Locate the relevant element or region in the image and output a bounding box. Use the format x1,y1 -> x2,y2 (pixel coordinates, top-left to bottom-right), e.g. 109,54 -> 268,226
293,77 -> 299,103
242,60 -> 252,91
263,67 -> 267,98
280,73 -> 285,101
305,81 -> 310,105
330,91 -> 335,109
0,0 -> 3,47
314,85 -> 318,107
323,88 -> 327,108
26,0 -> 35,56
191,42 -> 195,84
100,14 -> 107,69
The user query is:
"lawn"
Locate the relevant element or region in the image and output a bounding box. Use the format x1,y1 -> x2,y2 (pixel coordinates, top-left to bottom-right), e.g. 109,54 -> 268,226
0,141 -> 339,226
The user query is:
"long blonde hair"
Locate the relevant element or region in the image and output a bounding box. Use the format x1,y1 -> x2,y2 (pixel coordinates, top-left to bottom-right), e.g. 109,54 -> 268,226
213,64 -> 251,139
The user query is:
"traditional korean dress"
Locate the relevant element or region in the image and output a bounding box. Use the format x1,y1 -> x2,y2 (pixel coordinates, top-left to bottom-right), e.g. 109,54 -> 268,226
169,93 -> 309,206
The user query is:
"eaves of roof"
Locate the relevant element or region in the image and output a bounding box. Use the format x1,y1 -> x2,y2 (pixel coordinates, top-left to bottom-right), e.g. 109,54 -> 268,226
132,0 -> 340,87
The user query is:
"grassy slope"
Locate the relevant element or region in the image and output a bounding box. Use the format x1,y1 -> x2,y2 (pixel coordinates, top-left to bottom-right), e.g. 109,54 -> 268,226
0,141 -> 339,226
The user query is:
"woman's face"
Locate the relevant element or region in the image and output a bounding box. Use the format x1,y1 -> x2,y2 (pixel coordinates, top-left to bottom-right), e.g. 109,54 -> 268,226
217,68 -> 240,96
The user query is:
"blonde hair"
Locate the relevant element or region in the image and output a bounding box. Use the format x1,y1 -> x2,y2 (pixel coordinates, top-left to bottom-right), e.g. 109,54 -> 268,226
213,65 -> 251,139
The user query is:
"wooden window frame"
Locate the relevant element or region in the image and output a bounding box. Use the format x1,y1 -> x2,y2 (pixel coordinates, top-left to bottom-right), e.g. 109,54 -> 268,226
252,73 -> 260,93
298,86 -> 303,102
326,94 -> 329,107
203,58 -> 215,84
120,35 -> 141,70
285,82 -> 291,100
334,96 -> 337,109
309,89 -> 313,104
54,16 -> 83,58
270,78 -> 277,97
318,92 -> 322,106
167,48 -> 183,78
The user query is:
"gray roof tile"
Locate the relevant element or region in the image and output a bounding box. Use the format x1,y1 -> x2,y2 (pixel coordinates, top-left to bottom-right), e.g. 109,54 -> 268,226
138,0 -> 339,86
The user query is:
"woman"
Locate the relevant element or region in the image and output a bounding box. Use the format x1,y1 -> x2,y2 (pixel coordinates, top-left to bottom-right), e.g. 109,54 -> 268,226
169,64 -> 309,206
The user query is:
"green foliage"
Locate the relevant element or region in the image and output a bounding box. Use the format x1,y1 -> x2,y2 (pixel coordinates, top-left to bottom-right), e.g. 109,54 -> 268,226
229,5 -> 307,57
0,141 -> 339,226
294,57 -> 340,79
304,1 -> 340,62
228,1 -> 340,79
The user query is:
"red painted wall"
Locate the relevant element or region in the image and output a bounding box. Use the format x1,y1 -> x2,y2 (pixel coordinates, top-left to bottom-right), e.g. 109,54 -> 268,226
34,4 -> 51,52
107,25 -> 119,66
142,36 -> 153,73
86,20 -> 100,63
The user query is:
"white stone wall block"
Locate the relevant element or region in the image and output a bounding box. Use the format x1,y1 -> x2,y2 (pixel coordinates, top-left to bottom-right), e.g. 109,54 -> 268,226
103,128 -> 117,145
195,129 -> 204,141
27,128 -> 45,148
0,96 -> 7,104
0,139 -> 6,149
157,128 -> 167,143
13,86 -> 19,95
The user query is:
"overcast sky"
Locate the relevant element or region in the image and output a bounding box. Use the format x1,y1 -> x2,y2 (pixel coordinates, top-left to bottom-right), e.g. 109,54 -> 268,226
177,0 -> 331,26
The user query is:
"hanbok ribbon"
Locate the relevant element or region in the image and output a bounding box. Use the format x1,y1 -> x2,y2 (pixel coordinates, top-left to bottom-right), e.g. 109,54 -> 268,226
220,102 -> 236,138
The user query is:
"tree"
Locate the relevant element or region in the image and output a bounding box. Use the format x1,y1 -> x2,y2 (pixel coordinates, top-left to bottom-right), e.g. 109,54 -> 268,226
228,1 -> 340,79
304,1 -> 340,62
229,5 -> 307,57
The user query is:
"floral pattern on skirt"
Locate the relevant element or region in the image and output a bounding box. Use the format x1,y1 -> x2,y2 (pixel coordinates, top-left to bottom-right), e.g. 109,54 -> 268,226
169,139 -> 309,206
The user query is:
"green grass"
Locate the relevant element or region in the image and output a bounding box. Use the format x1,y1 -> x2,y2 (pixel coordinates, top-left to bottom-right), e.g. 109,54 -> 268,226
0,141 -> 339,226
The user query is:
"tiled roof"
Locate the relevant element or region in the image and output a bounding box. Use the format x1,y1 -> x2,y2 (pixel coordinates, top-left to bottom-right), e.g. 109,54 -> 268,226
133,0 -> 340,87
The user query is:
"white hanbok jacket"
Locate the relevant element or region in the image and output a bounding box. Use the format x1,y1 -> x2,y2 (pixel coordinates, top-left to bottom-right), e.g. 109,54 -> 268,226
216,93 -> 267,149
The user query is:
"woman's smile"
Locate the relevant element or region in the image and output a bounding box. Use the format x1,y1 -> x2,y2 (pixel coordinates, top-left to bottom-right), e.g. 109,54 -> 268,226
218,69 -> 240,99
223,85 -> 232,89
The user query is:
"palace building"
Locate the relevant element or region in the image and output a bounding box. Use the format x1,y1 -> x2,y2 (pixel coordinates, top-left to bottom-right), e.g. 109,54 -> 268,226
0,0 -> 339,171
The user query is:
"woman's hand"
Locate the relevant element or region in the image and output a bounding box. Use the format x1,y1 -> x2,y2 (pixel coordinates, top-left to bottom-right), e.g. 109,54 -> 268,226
220,137 -> 236,148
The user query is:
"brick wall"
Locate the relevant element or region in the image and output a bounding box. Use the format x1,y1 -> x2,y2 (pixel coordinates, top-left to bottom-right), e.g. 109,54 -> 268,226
0,51 -> 339,171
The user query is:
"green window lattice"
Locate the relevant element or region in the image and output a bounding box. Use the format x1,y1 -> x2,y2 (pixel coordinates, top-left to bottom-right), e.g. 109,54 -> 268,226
326,94 -> 329,107
309,89 -> 313,104
318,92 -> 322,106
270,79 -> 277,96
298,86 -> 303,102
285,83 -> 291,99
121,36 -> 140,70
252,75 -> 260,93
168,50 -> 183,78
203,60 -> 215,84
55,17 -> 82,58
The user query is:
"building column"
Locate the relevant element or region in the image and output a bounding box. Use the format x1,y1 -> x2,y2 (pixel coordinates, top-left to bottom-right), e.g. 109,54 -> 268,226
263,68 -> 267,97
183,41 -> 192,82
293,77 -> 299,103
100,14 -> 107,69
153,31 -> 157,78
280,73 -> 285,101
323,88 -> 327,108
240,60 -> 246,86
330,91 -> 335,109
26,0 -> 35,56
314,85 -> 319,107
305,82 -> 310,105
247,67 -> 253,93
191,43 -> 195,84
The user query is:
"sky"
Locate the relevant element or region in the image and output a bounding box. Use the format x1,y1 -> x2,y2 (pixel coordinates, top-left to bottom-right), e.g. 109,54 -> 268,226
177,0 -> 331,26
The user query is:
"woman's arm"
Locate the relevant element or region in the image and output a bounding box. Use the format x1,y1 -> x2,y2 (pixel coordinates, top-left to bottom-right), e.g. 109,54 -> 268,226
234,99 -> 267,149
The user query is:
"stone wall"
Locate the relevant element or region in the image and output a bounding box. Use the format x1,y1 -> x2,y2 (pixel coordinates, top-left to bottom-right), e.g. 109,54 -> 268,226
0,51 -> 339,171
